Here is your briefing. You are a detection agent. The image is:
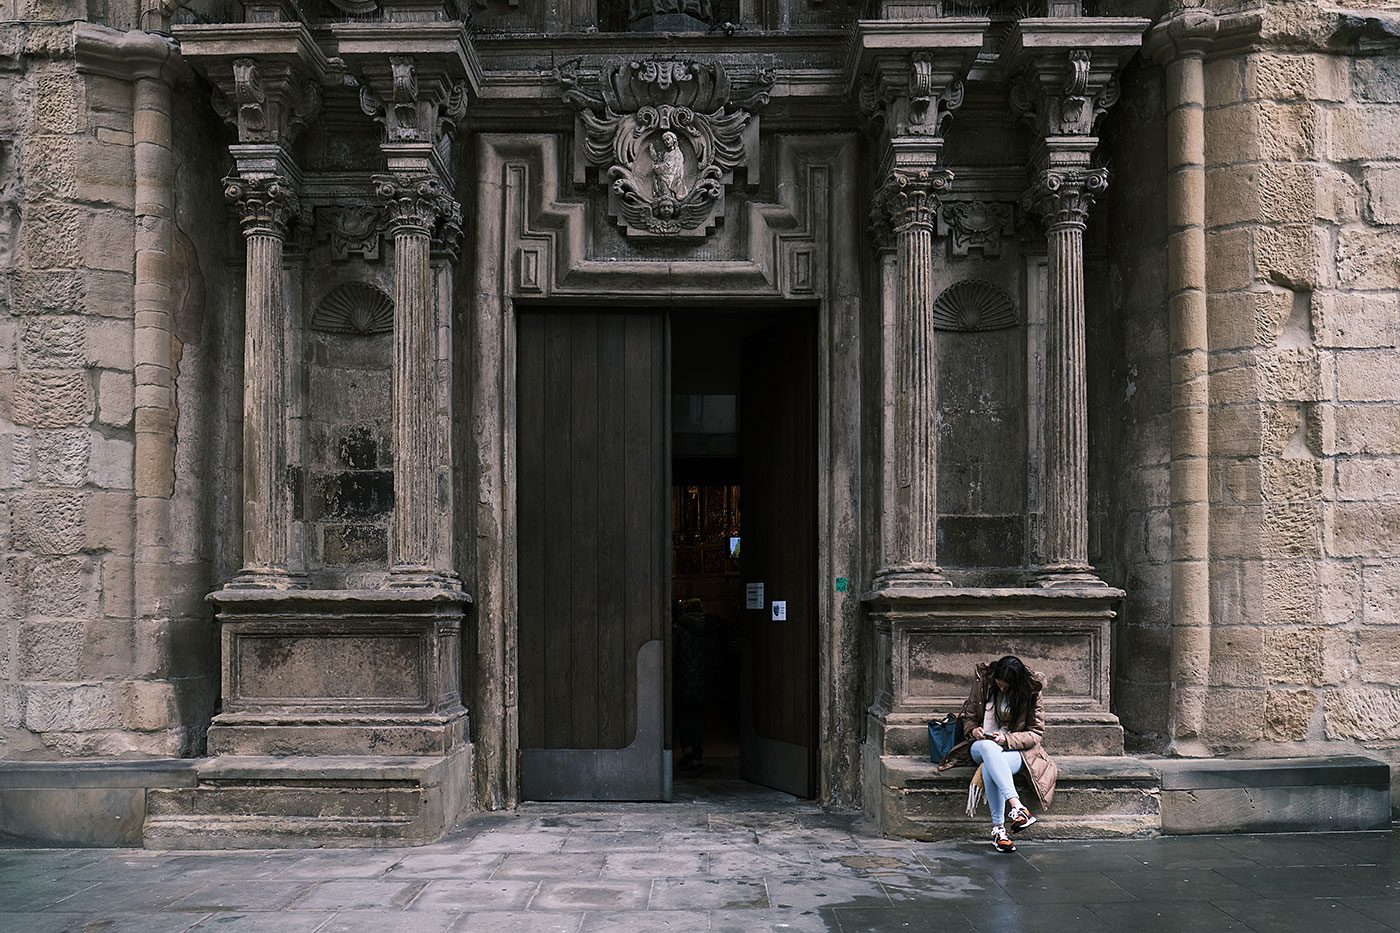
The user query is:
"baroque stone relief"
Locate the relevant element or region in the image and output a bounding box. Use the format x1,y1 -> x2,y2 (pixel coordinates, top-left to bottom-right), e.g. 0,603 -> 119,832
937,201 -> 1014,257
312,282 -> 395,335
559,59 -> 773,238
328,206 -> 384,261
931,280 -> 1017,332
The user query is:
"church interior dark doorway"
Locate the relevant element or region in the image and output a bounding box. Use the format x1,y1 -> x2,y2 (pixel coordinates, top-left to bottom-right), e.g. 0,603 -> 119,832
516,307 -> 817,802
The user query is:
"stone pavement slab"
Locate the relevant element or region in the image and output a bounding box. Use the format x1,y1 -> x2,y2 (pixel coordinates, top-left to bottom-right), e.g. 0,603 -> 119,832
0,783 -> 1397,932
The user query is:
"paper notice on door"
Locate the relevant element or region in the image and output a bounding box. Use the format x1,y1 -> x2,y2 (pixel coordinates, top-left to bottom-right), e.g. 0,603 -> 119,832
771,600 -> 787,622
745,583 -> 764,610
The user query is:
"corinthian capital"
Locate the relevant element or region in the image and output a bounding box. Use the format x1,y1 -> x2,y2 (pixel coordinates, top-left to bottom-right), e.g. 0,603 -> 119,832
373,173 -> 464,257
224,174 -> 301,238
870,168 -> 955,247
1021,168 -> 1109,230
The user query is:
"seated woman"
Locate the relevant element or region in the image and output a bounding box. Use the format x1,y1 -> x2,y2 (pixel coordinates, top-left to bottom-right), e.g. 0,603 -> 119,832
935,655 -> 1059,853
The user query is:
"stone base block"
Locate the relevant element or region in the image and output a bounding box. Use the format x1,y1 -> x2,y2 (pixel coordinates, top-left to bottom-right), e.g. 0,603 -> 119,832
874,711 -> 1125,758
864,748 -> 1161,840
143,746 -> 472,849
0,760 -> 198,847
1157,756 -> 1391,835
206,588 -> 470,758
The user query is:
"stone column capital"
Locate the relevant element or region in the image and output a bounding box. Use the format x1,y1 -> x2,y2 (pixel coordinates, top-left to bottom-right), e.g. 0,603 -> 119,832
224,173 -> 301,239
870,167 -> 954,247
1022,168 -> 1109,231
372,172 -> 464,259
357,55 -> 471,148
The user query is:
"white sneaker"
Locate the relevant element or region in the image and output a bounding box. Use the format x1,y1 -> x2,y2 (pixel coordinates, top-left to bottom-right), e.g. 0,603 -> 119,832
1009,805 -> 1037,833
991,826 -> 1016,853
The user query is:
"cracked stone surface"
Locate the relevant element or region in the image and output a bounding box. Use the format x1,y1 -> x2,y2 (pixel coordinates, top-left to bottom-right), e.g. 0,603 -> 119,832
2,783 -> 1398,932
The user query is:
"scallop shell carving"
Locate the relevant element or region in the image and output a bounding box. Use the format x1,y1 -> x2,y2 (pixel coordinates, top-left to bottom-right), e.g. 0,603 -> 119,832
312,282 -> 394,336
931,280 -> 1018,332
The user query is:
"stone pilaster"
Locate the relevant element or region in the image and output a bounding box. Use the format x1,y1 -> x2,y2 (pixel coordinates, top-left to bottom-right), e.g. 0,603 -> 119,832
871,168 -> 955,591
224,168 -> 304,589
374,172 -> 463,587
1024,168 -> 1108,584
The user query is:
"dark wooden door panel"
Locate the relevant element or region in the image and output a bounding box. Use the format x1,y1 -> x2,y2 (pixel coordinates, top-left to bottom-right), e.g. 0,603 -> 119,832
517,310 -> 669,801
739,314 -> 818,797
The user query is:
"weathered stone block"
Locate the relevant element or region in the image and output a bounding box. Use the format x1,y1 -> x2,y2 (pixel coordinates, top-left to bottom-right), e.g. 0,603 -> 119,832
1332,502 -> 1400,558
11,490 -> 85,555
1329,106 -> 1400,162
1254,224 -> 1326,289
1362,166 -> 1400,225
1325,686 -> 1400,740
99,555 -> 132,620
1204,228 -> 1252,292
1245,53 -> 1349,103
73,138 -> 135,209
1314,291 -> 1400,348
20,555 -> 94,619
95,370 -> 134,427
1204,58 -> 1242,108
1320,561 -> 1363,626
1210,625 -> 1265,686
88,432 -> 134,491
1363,562 -> 1400,624
1338,349 -> 1400,401
1339,229 -> 1400,288
1212,687 -> 1266,743
1264,627 -> 1324,685
1337,459 -> 1400,502
0,432 -> 31,489
29,71 -> 79,134
1358,629 -> 1400,685
19,316 -> 85,368
1206,102 -> 1318,163
1334,406 -> 1400,455
82,211 -> 135,273
23,134 -> 75,200
120,680 -> 177,731
20,203 -> 81,270
17,619 -> 83,680
10,269 -> 82,315
13,371 -> 89,428
1264,689 -> 1317,740
30,429 -> 88,485
21,684 -> 119,732
1207,164 -> 1316,227
84,490 -> 132,554
1354,56 -> 1400,103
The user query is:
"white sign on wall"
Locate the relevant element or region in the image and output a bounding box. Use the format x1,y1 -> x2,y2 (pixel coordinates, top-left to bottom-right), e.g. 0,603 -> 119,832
745,583 -> 764,610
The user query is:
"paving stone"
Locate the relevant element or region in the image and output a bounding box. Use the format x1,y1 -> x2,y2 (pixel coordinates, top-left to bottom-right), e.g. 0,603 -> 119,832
456,912 -> 585,932
600,851 -> 704,878
530,880 -> 652,911
1084,899 -> 1250,930
42,879 -> 207,913
647,877 -> 770,910
493,852 -> 605,880
289,879 -> 425,911
959,901 -> 1113,932
559,831 -> 665,853
580,910 -> 710,931
763,872 -> 890,909
384,850 -> 502,879
1212,897 -> 1395,933
0,915 -> 83,933
831,904 -> 977,932
169,880 -> 311,912
190,911 -> 333,931
321,909 -> 463,931
410,878 -> 539,910
710,907 -> 839,932
47,912 -> 210,932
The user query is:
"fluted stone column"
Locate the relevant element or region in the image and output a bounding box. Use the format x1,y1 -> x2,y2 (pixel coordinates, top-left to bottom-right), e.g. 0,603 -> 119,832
1027,168 -> 1107,585
873,169 -> 954,591
225,173 -> 303,589
375,173 -> 463,587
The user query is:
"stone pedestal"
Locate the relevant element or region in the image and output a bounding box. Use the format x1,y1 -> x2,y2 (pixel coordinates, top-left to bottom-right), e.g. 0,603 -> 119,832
206,589 -> 469,756
863,587 -> 1125,760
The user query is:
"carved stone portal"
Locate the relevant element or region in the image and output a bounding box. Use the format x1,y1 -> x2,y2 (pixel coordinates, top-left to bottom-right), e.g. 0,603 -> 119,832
560,59 -> 773,238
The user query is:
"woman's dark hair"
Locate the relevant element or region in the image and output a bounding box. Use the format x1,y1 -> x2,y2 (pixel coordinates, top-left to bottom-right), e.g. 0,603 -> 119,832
989,655 -> 1037,726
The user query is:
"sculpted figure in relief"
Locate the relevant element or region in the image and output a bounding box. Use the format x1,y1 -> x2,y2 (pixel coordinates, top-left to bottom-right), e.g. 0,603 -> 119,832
649,131 -> 690,202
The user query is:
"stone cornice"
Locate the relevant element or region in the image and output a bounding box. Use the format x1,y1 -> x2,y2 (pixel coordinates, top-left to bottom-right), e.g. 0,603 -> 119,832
74,23 -> 183,82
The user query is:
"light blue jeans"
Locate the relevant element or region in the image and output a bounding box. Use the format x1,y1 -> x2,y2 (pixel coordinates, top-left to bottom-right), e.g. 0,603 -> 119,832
971,739 -> 1024,827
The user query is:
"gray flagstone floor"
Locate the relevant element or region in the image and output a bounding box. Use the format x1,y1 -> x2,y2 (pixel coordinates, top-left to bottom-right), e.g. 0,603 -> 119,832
2,780 -> 1398,932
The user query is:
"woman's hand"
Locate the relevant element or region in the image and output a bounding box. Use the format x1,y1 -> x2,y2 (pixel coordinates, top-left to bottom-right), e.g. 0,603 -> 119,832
993,732 -> 1009,747
969,727 -> 986,741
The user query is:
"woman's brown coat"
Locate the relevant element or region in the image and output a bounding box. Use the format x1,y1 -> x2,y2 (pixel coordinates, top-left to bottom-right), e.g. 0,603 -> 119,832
934,662 -> 1060,809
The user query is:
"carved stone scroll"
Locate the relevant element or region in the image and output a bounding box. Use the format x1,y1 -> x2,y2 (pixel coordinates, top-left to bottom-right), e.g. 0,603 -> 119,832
558,59 -> 774,238
937,200 -> 1014,257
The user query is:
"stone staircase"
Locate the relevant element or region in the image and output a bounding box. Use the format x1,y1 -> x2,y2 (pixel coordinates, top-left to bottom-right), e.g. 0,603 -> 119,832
868,752 -> 1161,840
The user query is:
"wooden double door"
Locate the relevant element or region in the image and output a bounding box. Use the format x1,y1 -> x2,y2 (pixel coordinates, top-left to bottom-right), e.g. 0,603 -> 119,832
516,309 -> 817,801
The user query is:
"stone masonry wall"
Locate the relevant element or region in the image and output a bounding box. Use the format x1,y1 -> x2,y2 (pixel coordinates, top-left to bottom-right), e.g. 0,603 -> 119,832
0,22 -> 220,759
1201,5 -> 1400,778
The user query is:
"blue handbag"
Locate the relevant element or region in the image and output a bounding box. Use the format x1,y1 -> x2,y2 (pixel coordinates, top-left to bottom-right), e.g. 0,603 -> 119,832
927,713 -> 963,763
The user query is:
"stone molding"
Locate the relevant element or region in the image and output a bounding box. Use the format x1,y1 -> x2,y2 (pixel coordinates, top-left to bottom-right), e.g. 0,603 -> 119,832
558,59 -> 773,238
357,55 -> 470,147
212,58 -> 323,146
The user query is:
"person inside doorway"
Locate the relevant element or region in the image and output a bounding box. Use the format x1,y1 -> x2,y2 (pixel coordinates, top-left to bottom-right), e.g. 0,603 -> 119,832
934,655 -> 1059,853
673,598 -> 717,771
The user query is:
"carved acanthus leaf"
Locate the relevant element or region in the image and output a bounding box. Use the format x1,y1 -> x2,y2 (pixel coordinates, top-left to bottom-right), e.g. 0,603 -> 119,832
224,175 -> 301,238
557,58 -> 773,238
1021,168 -> 1110,229
373,173 -> 463,260
870,168 -> 954,246
212,59 -> 322,145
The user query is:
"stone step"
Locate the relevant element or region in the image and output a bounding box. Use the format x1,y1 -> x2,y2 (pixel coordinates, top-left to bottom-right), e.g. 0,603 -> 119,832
143,751 -> 470,849
869,753 -> 1161,840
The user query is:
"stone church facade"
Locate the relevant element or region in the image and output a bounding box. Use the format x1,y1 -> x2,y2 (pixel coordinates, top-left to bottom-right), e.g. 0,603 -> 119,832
0,0 -> 1398,845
